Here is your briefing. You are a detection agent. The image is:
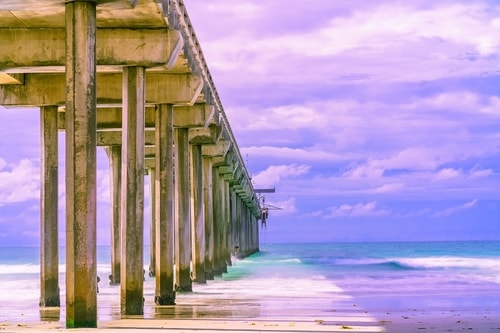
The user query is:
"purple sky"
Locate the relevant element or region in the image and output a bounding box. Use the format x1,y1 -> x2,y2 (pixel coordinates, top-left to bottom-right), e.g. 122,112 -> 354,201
2,1 -> 500,245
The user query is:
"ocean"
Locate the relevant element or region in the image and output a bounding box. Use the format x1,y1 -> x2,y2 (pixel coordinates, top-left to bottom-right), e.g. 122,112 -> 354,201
1,240 -> 499,330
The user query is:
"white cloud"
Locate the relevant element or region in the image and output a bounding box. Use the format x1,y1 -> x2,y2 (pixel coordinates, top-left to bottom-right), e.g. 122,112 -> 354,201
432,199 -> 478,217
97,168 -> 110,203
264,197 -> 296,216
252,164 -> 310,188
0,159 -> 39,205
367,183 -> 406,194
434,168 -> 462,182
325,201 -> 390,219
468,167 -> 493,179
201,3 -> 500,85
206,2 -> 263,17
241,146 -> 350,163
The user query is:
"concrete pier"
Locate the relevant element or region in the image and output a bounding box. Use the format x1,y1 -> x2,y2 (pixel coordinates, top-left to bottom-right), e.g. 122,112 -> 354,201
148,166 -> 156,278
202,155 -> 215,280
64,1 -> 98,327
120,66 -> 146,316
0,0 -> 262,328
106,145 -> 121,285
154,104 -> 176,306
39,105 -> 60,308
190,141 -> 206,283
175,128 -> 192,292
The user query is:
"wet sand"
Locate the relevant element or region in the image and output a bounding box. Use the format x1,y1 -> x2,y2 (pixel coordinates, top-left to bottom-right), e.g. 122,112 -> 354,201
2,291 -> 500,332
1,276 -> 499,332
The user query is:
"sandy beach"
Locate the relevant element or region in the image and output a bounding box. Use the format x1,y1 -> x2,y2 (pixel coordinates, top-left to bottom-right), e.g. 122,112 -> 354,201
1,287 -> 500,333
1,308 -> 499,332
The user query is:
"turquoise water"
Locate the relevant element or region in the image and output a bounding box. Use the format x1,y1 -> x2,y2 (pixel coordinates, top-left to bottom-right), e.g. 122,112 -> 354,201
1,241 -> 500,323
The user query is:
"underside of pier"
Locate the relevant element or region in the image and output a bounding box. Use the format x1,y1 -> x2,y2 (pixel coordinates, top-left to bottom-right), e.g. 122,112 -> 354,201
0,0 -> 261,328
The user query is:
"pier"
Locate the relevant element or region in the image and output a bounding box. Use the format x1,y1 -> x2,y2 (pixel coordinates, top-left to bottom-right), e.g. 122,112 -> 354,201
0,0 -> 261,328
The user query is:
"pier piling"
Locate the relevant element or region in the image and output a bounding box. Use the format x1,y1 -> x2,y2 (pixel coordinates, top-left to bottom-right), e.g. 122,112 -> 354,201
0,0 -> 263,327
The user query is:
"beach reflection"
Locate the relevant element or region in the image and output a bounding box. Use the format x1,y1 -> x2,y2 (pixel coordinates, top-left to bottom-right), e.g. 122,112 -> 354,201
39,307 -> 60,322
152,299 -> 261,319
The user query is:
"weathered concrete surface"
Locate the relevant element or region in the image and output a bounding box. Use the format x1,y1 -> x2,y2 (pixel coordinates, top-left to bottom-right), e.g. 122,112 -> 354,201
154,104 -> 176,306
105,145 -> 121,285
64,1 -> 98,328
0,73 -> 203,106
0,0 -> 263,328
120,66 -> 146,316
190,142 -> 205,283
39,105 -> 59,308
175,128 -> 192,292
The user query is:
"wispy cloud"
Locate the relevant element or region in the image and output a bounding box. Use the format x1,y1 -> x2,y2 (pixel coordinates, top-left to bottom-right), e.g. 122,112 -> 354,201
432,199 -> 479,217
324,201 -> 391,219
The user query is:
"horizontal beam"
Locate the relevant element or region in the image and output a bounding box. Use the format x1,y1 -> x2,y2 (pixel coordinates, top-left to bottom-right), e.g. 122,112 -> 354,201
96,130 -> 155,146
0,28 -> 182,75
188,126 -> 221,145
0,0 -> 137,11
57,104 -> 214,130
201,140 -> 230,158
0,73 -> 203,107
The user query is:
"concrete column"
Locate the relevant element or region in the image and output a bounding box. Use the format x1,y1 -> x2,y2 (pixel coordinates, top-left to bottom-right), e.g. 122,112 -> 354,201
65,1 -> 97,328
202,156 -> 214,280
107,145 -> 121,285
218,174 -> 228,272
154,104 -> 176,305
120,66 -> 145,316
175,128 -> 192,292
149,167 -> 156,277
238,197 -> 247,256
253,213 -> 260,253
190,144 -> 205,283
40,105 -> 60,308
212,170 -> 224,276
230,190 -> 239,257
223,178 -> 232,266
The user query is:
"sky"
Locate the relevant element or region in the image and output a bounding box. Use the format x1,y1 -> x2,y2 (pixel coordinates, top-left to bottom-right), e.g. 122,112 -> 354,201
1,0 -> 500,246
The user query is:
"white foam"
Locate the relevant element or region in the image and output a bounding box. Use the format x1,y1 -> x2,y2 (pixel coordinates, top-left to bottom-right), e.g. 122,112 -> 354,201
393,256 -> 500,270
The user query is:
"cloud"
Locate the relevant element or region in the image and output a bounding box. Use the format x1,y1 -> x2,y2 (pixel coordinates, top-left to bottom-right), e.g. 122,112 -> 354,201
252,164 -> 310,188
325,201 -> 391,219
434,168 -> 462,181
241,146 -> 350,163
468,167 -> 493,179
264,197 -> 296,216
198,2 -> 500,87
432,199 -> 478,217
0,159 -> 39,205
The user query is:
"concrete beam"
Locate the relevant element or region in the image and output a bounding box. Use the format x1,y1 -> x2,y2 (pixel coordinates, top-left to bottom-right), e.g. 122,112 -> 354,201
201,140 -> 230,158
174,104 -> 215,128
57,104 -> 213,130
0,73 -> 203,107
0,0 -> 137,11
188,126 -> 221,145
218,165 -> 234,175
0,28 -> 182,72
95,130 -> 155,146
0,73 -> 23,85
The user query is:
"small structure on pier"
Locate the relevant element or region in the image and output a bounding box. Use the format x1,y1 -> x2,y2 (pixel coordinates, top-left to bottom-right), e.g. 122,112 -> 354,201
0,0 -> 261,328
255,188 -> 282,229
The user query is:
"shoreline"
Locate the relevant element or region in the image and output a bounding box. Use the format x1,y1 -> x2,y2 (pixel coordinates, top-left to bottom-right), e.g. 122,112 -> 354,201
2,292 -> 500,332
2,309 -> 500,333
